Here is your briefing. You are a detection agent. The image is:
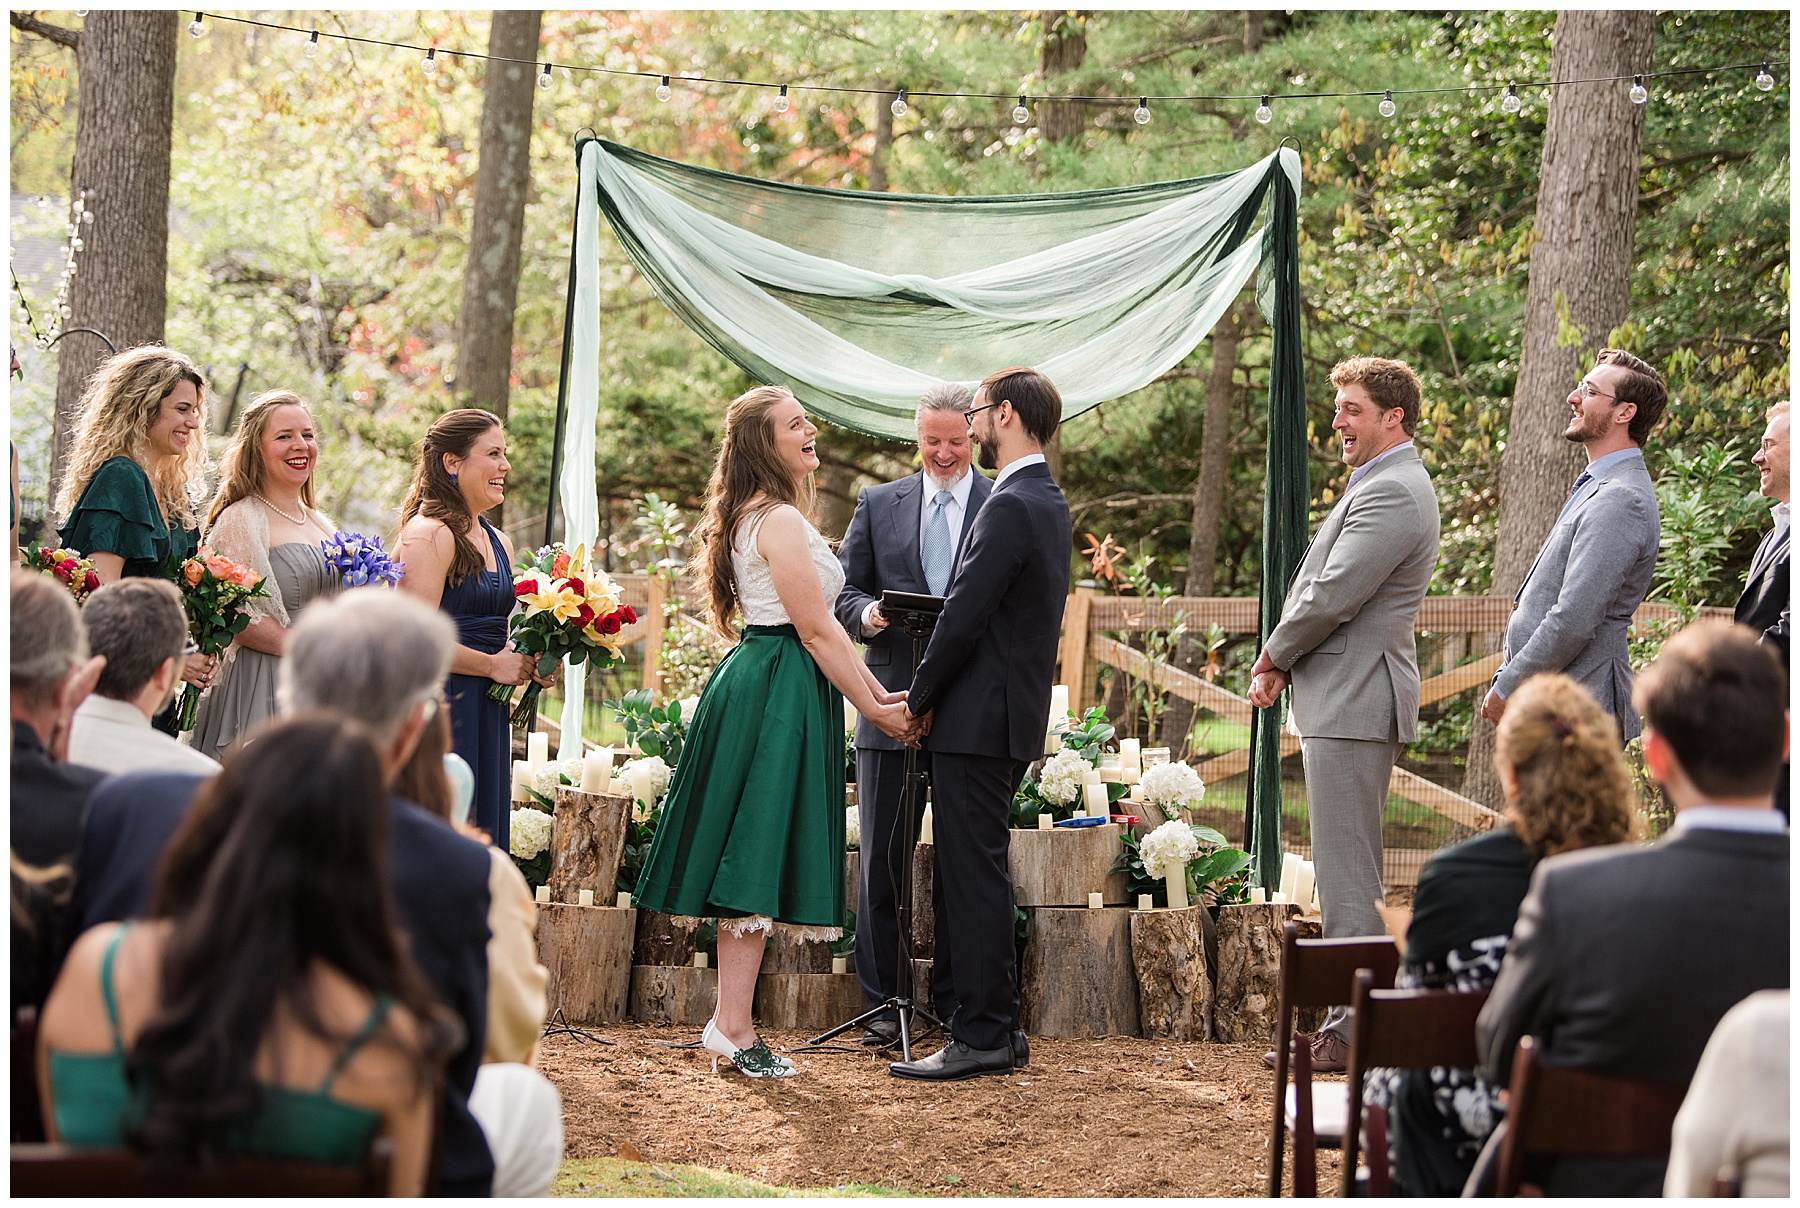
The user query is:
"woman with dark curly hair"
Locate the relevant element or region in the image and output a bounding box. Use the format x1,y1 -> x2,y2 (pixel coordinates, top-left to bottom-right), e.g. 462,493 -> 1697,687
1363,673 -> 1637,1197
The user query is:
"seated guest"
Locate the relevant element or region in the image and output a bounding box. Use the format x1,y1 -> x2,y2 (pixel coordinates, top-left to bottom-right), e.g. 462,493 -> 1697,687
11,570 -> 108,871
68,578 -> 220,776
1665,989 -> 1789,1198
38,716 -> 458,1194
13,853 -> 74,1141
71,589 -> 499,1195
1364,673 -> 1635,1197
1476,621 -> 1790,1196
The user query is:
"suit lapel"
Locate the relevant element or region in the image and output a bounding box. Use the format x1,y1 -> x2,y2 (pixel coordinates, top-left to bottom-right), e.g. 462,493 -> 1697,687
956,472 -> 993,561
893,473 -> 924,586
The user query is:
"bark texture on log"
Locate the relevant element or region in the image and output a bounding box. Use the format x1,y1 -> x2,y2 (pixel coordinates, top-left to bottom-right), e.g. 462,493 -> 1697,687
632,909 -> 702,967
1467,10 -> 1655,808
1129,905 -> 1213,1041
628,965 -> 718,1026
1008,825 -> 1129,907
536,903 -> 633,1024
1019,906 -> 1140,1038
845,850 -> 860,918
759,925 -> 835,974
1212,903 -> 1320,1042
753,973 -> 864,1030
52,11 -> 178,496
908,841 -> 937,958
547,787 -> 631,904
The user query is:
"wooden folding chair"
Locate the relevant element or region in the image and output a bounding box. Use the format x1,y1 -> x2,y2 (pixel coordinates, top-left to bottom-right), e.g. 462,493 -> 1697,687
13,1006 -> 44,1144
10,1137 -> 396,1197
1265,923 -> 1400,1197
1494,1035 -> 1688,1196
1339,968 -> 1490,1196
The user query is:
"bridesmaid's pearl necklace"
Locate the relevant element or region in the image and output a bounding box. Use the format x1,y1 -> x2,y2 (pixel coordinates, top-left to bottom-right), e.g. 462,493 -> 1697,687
255,493 -> 309,525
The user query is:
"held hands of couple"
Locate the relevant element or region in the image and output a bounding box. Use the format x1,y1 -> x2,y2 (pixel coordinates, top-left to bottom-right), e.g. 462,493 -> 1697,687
866,694 -> 930,747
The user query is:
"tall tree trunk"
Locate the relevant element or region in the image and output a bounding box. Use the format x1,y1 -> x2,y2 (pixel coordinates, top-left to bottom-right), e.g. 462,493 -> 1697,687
1037,12 -> 1089,145
1463,10 -> 1653,806
1187,300 -> 1249,597
50,11 -> 177,500
456,9 -> 541,528
867,87 -> 895,193
1243,11 -> 1263,55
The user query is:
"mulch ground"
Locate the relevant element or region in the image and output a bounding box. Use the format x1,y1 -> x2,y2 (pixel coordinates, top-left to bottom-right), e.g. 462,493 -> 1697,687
541,1024 -> 1344,1197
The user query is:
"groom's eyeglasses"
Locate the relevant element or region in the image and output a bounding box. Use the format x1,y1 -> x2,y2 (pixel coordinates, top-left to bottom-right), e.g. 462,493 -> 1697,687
962,401 -> 1001,425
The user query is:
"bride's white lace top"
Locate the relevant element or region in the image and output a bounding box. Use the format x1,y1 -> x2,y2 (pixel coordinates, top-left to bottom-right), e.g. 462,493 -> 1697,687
732,505 -> 844,626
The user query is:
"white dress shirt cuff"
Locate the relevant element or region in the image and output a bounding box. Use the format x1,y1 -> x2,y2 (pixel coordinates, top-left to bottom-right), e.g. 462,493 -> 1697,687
861,599 -> 882,637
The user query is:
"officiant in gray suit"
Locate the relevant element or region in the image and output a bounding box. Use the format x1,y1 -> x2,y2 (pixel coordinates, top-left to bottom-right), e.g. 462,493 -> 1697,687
1249,357 -> 1441,1071
1480,349 -> 1667,737
834,383 -> 993,1043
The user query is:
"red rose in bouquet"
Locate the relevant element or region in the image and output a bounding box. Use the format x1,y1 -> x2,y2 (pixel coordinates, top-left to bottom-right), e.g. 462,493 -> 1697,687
490,543 -> 639,730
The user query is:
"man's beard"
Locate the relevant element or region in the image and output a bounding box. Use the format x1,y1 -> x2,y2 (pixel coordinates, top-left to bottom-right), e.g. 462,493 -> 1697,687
153,672 -> 183,717
976,438 -> 998,471
1564,408 -> 1609,445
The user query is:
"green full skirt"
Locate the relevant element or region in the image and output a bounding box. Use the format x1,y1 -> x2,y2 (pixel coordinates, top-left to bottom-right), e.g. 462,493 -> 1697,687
634,624 -> 846,929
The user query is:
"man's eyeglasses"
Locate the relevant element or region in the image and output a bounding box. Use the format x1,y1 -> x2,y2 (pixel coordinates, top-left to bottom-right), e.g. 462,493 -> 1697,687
1575,380 -> 1620,403
962,401 -> 1001,426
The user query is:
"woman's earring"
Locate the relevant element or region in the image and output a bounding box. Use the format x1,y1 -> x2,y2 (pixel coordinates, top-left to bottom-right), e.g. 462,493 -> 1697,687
449,472 -> 458,485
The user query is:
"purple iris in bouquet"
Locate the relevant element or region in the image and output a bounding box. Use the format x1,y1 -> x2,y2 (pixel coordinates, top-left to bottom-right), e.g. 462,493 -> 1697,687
320,531 -> 405,588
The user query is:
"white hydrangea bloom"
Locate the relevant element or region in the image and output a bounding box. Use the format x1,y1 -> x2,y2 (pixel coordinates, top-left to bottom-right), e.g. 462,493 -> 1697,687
1141,760 -> 1206,819
530,763 -> 561,799
1035,750 -> 1091,806
845,805 -> 860,851
509,807 -> 553,860
1139,819 -> 1200,878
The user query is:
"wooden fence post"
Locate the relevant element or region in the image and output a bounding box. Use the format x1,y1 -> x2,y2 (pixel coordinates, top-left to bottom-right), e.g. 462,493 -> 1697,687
1061,586 -> 1097,713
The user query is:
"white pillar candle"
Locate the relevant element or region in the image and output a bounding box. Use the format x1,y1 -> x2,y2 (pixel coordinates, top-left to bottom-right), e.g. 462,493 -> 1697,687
510,759 -> 532,803
577,888 -> 594,907
1142,746 -> 1171,770
1098,765 -> 1122,784
1250,886 -> 1267,904
1279,851 -> 1302,903
1037,811 -> 1054,831
1271,891 -> 1288,904
580,747 -> 613,794
1118,739 -> 1141,784
1083,782 -> 1110,817
527,731 -> 550,766
534,885 -> 550,904
831,955 -> 849,975
1087,892 -> 1104,910
1165,869 -> 1189,911
692,952 -> 709,969
616,891 -> 633,909
1293,861 -> 1317,918
1127,783 -> 1147,803
1044,728 -> 1062,756
1080,767 -> 1102,785
918,805 -> 934,844
1137,894 -> 1153,912
1049,684 -> 1070,722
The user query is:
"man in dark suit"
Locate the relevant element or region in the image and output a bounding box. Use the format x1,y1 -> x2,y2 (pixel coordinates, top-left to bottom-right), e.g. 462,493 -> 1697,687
72,591 -> 498,1197
1476,622 -> 1789,1195
1737,400 -> 1788,816
834,383 -> 993,1043
890,366 -> 1072,1081
11,569 -> 108,874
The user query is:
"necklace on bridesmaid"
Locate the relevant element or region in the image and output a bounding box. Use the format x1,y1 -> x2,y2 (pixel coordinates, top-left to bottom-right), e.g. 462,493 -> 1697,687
255,493 -> 309,525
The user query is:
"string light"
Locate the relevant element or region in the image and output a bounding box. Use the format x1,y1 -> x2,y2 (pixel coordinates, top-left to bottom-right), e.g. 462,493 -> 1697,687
1501,84 -> 1522,113
187,12 -> 204,38
304,30 -> 319,59
1755,63 -> 1776,91
1629,75 -> 1647,104
421,47 -> 438,75
1255,95 -> 1273,124
1133,96 -> 1152,125
890,88 -> 908,117
1013,94 -> 1030,125
655,75 -> 671,102
1378,89 -> 1396,117
538,62 -> 553,90
773,84 -> 790,114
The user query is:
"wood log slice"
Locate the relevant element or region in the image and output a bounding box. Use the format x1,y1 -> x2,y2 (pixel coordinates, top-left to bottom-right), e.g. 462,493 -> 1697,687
1018,906 -> 1140,1038
536,903 -> 633,1025
627,965 -> 718,1027
632,910 -> 702,967
759,925 -> 836,974
910,841 -> 935,958
1008,825 -> 1129,907
846,850 -> 861,917
1129,904 -> 1213,1041
547,787 -> 632,904
1212,903 -> 1323,1043
753,973 -> 865,1030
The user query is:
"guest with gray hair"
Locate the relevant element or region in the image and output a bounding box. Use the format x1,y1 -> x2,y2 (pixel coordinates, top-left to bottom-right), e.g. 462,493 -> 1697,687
833,381 -> 998,1050
11,570 -> 108,871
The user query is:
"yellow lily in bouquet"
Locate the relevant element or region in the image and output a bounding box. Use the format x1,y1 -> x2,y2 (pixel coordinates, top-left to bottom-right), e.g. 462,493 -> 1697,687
490,542 -> 637,729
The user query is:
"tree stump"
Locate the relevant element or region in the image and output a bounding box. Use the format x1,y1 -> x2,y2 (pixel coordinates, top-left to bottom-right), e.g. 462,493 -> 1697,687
845,850 -> 860,917
911,841 -> 935,958
1008,825 -> 1128,907
628,965 -> 718,1027
633,910 -> 702,967
1129,904 -> 1213,1041
536,903 -> 633,1025
759,924 -> 835,974
1212,903 -> 1323,1043
753,973 -> 864,1030
1019,906 -> 1140,1037
547,787 -> 632,904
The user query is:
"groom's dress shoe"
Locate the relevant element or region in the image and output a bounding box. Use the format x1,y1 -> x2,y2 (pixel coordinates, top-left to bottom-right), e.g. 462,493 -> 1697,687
1012,1030 -> 1029,1068
889,1040 -> 1013,1081
860,1019 -> 900,1047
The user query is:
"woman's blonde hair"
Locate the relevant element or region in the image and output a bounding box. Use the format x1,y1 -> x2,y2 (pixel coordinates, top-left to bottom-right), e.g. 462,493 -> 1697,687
55,346 -> 210,528
397,408 -> 502,589
691,385 -> 815,640
206,390 -> 314,528
1494,673 -> 1638,856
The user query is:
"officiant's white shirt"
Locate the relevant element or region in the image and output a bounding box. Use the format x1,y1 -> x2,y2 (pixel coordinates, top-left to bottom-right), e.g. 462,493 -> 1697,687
68,695 -> 220,777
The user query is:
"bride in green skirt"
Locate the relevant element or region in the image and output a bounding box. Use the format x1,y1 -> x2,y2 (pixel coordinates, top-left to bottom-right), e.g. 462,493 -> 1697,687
633,385 -> 915,1078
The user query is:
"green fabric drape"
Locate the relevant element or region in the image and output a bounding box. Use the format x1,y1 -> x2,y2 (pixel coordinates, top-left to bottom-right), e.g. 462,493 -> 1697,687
569,137 -> 1306,885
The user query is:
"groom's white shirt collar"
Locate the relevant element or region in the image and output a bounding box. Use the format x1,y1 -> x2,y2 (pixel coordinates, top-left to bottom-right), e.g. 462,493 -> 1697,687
994,452 -> 1046,490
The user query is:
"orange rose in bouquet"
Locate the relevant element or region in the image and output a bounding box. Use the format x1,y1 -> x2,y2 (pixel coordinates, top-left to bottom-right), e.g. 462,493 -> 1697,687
163,546 -> 270,730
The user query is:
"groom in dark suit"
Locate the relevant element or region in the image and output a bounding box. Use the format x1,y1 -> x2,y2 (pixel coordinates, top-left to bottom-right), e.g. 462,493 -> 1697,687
1736,400 -> 1789,816
890,366 -> 1073,1081
835,383 -> 994,1041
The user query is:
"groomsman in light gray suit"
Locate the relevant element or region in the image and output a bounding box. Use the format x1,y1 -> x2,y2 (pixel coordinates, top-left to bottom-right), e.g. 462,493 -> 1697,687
1480,349 -> 1667,737
1249,357 -> 1441,1071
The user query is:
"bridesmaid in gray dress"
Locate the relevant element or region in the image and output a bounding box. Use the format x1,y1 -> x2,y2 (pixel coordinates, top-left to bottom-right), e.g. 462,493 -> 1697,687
188,392 -> 341,762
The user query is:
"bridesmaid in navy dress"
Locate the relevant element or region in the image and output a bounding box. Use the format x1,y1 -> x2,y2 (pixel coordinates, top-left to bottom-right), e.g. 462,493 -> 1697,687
394,410 -> 550,853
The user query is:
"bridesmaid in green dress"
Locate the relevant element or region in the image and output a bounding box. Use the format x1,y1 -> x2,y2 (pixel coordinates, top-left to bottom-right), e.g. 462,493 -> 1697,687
55,347 -> 219,708
188,391 -> 341,762
633,386 -> 914,1078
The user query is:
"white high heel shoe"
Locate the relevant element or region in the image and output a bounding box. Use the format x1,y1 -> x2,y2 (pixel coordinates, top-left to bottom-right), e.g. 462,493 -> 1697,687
702,1020 -> 796,1077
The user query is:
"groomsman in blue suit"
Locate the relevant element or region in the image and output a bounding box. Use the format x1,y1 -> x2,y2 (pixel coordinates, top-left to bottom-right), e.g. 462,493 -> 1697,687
835,384 -> 993,1044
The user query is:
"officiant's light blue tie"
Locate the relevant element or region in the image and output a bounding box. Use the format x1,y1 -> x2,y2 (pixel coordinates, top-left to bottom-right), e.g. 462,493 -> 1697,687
922,490 -> 953,596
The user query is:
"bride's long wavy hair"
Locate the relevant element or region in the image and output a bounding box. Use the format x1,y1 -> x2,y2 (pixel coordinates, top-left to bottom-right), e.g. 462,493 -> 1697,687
692,385 -> 815,641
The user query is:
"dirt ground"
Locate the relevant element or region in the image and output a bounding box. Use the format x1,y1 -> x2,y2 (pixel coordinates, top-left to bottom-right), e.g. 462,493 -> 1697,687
541,1024 -> 1344,1197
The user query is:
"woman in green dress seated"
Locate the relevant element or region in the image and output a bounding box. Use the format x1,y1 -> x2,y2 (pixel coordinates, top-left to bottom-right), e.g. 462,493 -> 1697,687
55,346 -> 219,694
188,391 -> 340,763
634,386 -> 914,1078
37,714 -> 460,1193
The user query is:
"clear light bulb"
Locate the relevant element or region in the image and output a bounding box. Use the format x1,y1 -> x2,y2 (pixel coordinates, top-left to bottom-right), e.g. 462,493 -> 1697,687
421,48 -> 438,75
538,63 -> 552,90
74,9 -> 87,15
774,84 -> 790,114
1131,96 -> 1151,126
656,75 -> 671,102
1014,95 -> 1030,125
1378,89 -> 1396,118
58,304 -> 71,319
1255,95 -> 1273,124
890,89 -> 908,117
1755,64 -> 1776,92
187,14 -> 204,38
1629,75 -> 1647,104
304,31 -> 319,58
71,237 -> 83,251
1501,84 -> 1521,114
82,210 -> 94,224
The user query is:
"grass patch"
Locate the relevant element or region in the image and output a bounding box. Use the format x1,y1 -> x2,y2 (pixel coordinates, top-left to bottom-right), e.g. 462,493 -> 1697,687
553,1157 -> 917,1198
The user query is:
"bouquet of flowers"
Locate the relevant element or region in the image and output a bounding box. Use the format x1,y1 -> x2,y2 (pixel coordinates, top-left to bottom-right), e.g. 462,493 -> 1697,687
490,543 -> 637,730
19,541 -> 101,603
320,531 -> 404,587
165,547 -> 270,730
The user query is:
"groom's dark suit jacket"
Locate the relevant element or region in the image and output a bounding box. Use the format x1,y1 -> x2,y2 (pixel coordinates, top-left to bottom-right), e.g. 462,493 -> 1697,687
72,770 -> 497,1196
908,461 -> 1072,761
1734,520 -> 1790,662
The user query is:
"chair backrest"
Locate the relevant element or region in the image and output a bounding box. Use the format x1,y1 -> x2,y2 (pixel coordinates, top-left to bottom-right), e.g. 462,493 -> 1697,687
10,1138 -> 395,1197
1495,1035 -> 1688,1196
13,1006 -> 44,1143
